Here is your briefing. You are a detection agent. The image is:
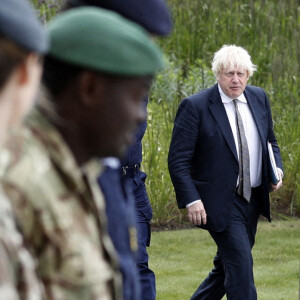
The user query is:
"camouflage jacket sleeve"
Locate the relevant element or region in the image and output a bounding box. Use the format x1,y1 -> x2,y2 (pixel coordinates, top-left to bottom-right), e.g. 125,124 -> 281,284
0,187 -> 44,300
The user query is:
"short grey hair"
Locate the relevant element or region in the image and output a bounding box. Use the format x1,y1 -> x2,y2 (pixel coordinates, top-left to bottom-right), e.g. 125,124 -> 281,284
211,45 -> 257,78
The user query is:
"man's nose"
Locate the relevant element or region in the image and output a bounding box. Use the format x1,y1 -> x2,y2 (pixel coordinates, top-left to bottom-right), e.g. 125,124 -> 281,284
232,73 -> 239,82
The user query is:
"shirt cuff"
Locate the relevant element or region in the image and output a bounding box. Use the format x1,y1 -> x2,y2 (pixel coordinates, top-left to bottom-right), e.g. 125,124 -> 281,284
186,199 -> 201,208
277,168 -> 284,179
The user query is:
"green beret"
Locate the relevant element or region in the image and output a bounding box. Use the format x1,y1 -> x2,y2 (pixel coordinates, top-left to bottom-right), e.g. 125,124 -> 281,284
48,7 -> 164,76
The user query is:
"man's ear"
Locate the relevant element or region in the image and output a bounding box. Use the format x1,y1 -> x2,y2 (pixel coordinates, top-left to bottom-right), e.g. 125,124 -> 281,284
17,54 -> 40,85
77,71 -> 105,107
17,63 -> 28,85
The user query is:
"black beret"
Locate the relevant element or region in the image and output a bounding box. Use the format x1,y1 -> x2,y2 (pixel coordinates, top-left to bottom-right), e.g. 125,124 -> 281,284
67,0 -> 172,36
0,0 -> 49,53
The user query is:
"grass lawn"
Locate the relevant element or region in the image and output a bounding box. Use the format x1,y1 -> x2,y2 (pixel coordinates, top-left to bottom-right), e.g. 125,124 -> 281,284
148,219 -> 300,300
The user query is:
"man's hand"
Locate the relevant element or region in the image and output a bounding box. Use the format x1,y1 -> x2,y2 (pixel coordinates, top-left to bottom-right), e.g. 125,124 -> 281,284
187,201 -> 207,226
271,168 -> 283,191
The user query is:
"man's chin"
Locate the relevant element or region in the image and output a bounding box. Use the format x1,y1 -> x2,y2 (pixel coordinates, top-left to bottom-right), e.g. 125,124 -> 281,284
98,139 -> 132,160
111,143 -> 129,160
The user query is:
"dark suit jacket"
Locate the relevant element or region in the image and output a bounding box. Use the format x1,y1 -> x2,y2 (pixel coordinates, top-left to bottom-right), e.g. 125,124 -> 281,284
168,84 -> 283,232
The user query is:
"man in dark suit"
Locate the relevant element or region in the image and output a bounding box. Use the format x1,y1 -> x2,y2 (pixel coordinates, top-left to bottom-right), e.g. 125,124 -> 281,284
168,45 -> 283,300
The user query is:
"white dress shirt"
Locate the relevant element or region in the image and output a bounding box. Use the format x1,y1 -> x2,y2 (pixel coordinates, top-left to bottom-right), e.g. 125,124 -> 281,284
219,84 -> 262,188
186,85 -> 262,208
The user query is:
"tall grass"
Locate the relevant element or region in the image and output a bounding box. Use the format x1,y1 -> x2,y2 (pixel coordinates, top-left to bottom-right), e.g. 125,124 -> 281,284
144,0 -> 300,224
31,0 -> 300,224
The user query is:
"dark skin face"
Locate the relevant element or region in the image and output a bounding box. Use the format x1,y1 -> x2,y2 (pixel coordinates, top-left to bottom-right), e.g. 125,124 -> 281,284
52,71 -> 151,166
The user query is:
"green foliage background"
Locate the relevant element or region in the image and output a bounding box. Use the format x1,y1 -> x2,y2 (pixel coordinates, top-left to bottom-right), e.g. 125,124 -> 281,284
31,0 -> 300,224
31,0 -> 63,22
146,0 -> 300,224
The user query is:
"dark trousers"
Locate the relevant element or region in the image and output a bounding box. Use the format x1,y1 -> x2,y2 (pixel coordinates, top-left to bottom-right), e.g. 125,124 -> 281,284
135,210 -> 156,300
191,188 -> 261,300
127,171 -> 156,300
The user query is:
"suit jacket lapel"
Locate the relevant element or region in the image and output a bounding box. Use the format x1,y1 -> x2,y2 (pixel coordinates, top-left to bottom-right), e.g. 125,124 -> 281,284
208,85 -> 238,161
244,87 -> 268,152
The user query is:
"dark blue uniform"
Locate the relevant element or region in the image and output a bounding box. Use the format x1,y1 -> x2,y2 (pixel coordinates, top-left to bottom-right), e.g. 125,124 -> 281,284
98,98 -> 155,300
121,99 -> 156,300
98,158 -> 141,300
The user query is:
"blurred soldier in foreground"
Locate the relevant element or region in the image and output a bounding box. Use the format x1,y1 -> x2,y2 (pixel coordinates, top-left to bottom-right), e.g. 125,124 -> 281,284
63,1 -> 172,299
0,0 -> 48,299
1,7 -> 163,300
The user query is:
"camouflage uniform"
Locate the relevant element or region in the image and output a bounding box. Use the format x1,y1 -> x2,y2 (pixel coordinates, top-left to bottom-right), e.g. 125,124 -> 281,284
1,106 -> 122,300
0,185 -> 44,300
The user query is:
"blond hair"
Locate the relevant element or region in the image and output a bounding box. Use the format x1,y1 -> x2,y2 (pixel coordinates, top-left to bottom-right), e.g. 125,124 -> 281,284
211,45 -> 257,78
